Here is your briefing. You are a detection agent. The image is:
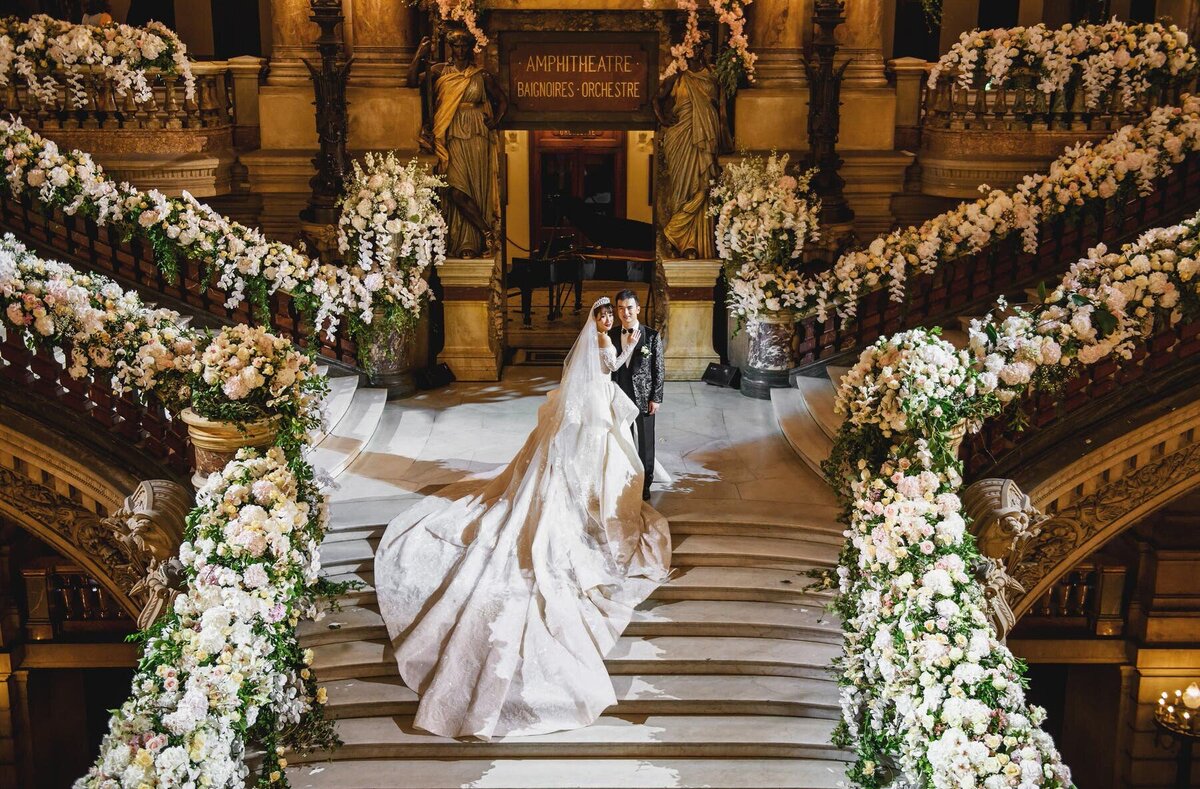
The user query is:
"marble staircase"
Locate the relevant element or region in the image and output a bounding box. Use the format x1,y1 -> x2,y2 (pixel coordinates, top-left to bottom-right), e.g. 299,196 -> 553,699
286,372 -> 854,788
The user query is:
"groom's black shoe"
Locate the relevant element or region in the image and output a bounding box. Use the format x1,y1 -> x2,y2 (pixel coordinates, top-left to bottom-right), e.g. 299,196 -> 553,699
642,489 -> 651,501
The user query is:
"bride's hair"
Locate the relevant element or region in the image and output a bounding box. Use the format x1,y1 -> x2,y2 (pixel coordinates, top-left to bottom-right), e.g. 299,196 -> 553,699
592,300 -> 613,319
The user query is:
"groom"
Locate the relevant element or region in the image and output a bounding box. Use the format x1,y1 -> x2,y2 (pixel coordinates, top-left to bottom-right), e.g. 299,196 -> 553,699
608,289 -> 665,500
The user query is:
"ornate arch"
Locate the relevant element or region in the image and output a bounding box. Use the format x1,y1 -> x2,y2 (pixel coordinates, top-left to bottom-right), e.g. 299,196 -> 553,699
0,417 -> 190,626
965,397 -> 1200,631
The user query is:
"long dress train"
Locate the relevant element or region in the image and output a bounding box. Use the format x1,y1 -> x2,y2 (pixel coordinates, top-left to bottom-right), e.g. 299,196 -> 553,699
374,339 -> 671,739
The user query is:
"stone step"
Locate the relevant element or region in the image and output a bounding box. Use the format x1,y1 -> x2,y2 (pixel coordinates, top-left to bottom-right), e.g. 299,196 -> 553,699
302,598 -> 840,649
315,673 -> 840,720
792,375 -> 842,442
316,531 -> 837,577
328,408 -> 439,504
309,373 -> 360,447
769,388 -> 832,477
324,564 -> 833,610
286,757 -> 847,788
672,535 -> 839,569
308,631 -> 840,682
288,714 -> 847,763
307,388 -> 388,480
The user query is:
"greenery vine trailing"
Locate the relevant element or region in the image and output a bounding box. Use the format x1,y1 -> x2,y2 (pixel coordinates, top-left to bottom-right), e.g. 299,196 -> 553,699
818,209 -> 1200,786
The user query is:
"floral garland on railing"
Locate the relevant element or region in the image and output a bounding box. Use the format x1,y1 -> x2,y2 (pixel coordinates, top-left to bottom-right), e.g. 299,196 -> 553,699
653,0 -> 756,89
0,117 -> 353,337
822,209 -> 1200,787
0,14 -> 195,107
709,152 -> 819,323
929,20 -> 1196,110
336,151 -> 446,340
812,95 -> 1200,323
0,235 -> 341,787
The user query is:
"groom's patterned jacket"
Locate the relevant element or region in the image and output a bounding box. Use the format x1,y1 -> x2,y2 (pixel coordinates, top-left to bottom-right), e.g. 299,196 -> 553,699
608,324 -> 665,414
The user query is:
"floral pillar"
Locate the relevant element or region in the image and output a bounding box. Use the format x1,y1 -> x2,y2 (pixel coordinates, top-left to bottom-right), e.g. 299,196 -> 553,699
438,256 -> 502,382
662,259 -> 721,381
741,312 -> 798,399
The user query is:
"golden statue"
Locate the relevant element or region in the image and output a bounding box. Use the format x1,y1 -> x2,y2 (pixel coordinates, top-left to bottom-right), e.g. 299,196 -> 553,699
408,29 -> 508,258
653,44 -> 731,260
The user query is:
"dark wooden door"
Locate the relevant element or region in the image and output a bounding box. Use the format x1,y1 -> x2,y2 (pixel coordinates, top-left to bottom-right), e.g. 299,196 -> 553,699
529,130 -> 626,250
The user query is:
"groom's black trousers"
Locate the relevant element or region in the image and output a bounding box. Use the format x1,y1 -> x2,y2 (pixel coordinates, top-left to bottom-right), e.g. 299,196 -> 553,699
632,412 -> 655,495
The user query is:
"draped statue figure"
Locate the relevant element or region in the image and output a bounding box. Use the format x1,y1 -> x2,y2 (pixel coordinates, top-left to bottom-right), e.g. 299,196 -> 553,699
653,45 -> 731,259
408,29 -> 508,258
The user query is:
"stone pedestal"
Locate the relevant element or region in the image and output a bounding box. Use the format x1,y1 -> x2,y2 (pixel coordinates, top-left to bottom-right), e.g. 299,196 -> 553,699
890,57 -> 928,152
438,257 -> 502,382
227,56 -> 267,150
661,259 -> 721,381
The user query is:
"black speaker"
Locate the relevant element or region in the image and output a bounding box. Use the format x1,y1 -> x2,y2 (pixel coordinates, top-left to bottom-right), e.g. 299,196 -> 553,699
702,363 -> 741,388
413,363 -> 456,390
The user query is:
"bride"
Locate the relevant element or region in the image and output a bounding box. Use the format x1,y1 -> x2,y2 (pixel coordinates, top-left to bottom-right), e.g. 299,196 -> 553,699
374,296 -> 672,739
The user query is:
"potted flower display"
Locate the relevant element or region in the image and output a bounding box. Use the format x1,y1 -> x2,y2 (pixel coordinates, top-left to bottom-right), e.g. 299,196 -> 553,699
337,152 -> 447,398
179,324 -> 326,486
709,152 -> 821,398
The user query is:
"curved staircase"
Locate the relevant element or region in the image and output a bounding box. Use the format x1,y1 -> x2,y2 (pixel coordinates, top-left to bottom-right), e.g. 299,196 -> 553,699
285,374 -> 853,788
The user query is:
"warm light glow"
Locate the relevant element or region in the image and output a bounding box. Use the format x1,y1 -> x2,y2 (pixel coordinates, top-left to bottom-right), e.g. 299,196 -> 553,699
1183,683 -> 1200,710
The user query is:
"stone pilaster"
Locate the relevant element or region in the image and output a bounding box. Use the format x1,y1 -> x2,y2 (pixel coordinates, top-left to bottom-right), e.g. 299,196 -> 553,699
438,257 -> 503,382
661,259 -> 721,381
750,0 -> 809,87
835,0 -> 887,88
889,57 -> 927,152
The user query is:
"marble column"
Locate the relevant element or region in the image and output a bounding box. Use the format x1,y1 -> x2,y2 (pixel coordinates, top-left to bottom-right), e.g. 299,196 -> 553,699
750,0 -> 809,86
350,0 -> 417,86
661,259 -> 721,381
836,0 -> 887,87
267,0 -> 319,87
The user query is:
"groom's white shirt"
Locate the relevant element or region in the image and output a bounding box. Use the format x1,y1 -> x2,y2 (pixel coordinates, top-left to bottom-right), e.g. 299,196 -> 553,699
621,321 -> 640,369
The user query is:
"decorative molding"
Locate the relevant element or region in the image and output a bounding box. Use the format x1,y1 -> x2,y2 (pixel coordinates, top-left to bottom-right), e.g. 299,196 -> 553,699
967,399 -> 1200,623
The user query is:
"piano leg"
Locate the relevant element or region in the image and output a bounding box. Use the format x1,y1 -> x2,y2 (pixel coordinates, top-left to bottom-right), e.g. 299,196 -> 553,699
521,284 -> 532,326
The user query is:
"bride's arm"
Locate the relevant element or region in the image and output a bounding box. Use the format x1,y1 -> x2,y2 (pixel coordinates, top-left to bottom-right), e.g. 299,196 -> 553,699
598,332 -> 620,372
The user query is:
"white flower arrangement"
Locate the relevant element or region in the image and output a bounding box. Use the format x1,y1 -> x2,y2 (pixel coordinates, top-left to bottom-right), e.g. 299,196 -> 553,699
929,20 -> 1196,110
814,96 -> 1200,323
76,447 -> 338,789
0,237 -> 342,788
336,152 -> 446,329
0,14 -> 195,108
651,0 -> 756,85
0,116 -> 350,338
709,152 -> 821,322
826,208 -> 1200,788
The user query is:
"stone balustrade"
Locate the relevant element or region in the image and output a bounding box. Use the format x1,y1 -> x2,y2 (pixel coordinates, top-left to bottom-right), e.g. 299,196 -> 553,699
919,75 -> 1197,197
0,59 -> 264,197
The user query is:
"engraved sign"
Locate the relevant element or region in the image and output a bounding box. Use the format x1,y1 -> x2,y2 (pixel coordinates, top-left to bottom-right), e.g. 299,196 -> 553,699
502,33 -> 658,126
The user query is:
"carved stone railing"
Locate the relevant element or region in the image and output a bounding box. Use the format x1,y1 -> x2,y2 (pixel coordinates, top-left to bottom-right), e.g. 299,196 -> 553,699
919,78 -> 1197,197
0,195 -> 360,367
0,329 -> 191,475
0,59 -> 265,197
793,154 -> 1200,370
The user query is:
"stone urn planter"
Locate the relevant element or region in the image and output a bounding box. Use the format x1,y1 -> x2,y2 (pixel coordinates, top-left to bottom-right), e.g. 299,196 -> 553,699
180,408 -> 278,489
740,311 -> 799,400
358,311 -> 416,400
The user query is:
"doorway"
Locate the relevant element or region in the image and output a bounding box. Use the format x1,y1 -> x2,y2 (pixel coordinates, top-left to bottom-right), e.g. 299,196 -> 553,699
504,129 -> 655,363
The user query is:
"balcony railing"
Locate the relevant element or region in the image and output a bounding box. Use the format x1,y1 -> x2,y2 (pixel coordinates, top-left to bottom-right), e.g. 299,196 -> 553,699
793,154 -> 1200,371
2,63 -> 231,132
1012,560 -> 1129,637
21,559 -> 134,642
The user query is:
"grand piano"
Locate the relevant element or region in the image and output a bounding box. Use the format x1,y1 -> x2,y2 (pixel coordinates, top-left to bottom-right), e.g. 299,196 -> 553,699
508,196 -> 655,326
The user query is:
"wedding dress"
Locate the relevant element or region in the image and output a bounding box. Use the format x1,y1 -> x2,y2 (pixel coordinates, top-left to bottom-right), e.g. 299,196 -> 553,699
374,300 -> 672,739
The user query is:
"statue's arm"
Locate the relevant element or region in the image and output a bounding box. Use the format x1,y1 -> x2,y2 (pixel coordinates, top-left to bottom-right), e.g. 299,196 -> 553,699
407,37 -> 434,88
483,70 -> 510,128
653,73 -> 679,126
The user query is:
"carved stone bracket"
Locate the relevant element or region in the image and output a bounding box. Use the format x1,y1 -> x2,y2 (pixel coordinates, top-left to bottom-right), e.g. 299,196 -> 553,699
963,478 -> 1050,641
0,470 -> 190,628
